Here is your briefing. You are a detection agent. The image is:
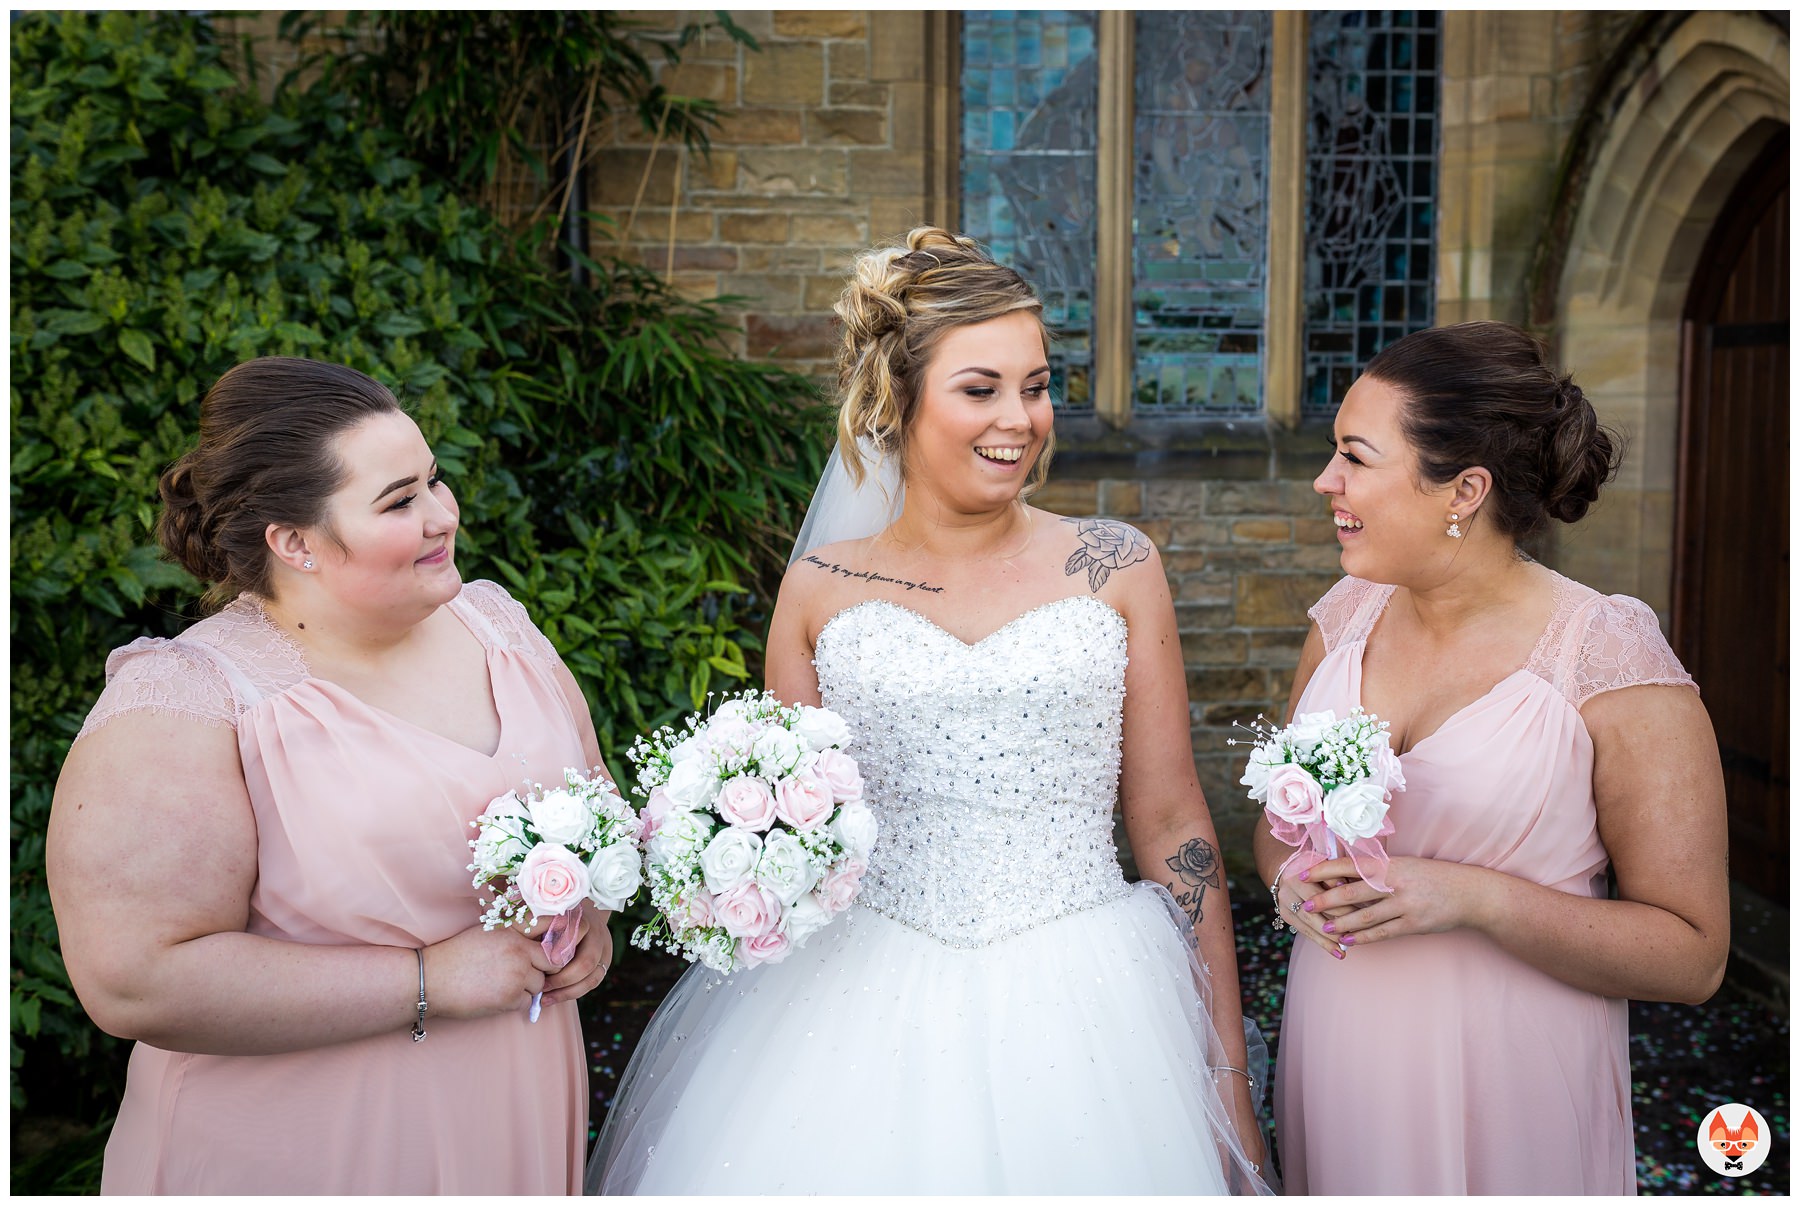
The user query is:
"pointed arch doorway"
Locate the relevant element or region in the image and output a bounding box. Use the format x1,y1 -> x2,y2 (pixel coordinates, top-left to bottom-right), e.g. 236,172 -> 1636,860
1674,132 -> 1788,903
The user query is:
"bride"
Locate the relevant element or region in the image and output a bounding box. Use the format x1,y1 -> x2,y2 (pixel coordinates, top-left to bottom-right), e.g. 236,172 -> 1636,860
586,228 -> 1272,1195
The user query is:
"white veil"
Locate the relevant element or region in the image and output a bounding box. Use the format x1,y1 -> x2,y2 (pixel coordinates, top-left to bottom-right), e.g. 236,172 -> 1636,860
787,437 -> 905,566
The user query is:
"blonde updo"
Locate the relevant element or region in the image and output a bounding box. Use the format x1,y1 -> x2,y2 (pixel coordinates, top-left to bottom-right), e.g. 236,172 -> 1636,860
833,227 -> 1053,494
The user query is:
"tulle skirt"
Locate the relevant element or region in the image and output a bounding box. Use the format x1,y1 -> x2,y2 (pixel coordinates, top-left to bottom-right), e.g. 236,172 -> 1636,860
587,882 -> 1271,1195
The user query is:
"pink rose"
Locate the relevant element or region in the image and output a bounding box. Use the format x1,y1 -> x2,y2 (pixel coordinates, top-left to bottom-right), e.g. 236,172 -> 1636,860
817,859 -> 867,914
714,881 -> 782,938
774,772 -> 835,831
738,927 -> 792,968
809,749 -> 864,803
1263,764 -> 1325,842
517,843 -> 591,918
673,886 -> 715,929
1370,739 -> 1407,794
717,776 -> 778,830
640,786 -> 676,840
704,715 -> 758,761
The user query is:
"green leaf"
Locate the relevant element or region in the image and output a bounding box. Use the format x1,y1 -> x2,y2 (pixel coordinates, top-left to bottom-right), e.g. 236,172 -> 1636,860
117,329 -> 155,370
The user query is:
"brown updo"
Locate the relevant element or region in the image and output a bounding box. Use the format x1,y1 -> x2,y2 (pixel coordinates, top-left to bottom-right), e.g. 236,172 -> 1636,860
1362,322 -> 1623,541
157,357 -> 402,607
834,227 -> 1052,493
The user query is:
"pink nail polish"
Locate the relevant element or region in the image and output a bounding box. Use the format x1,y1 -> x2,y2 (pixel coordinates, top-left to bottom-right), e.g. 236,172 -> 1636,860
1331,947 -> 1345,960
1341,935 -> 1355,946
1322,921 -> 1334,933
1303,900 -> 1316,913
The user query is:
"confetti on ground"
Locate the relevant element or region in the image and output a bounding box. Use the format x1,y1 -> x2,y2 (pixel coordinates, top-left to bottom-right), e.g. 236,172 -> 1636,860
582,885 -> 1789,1195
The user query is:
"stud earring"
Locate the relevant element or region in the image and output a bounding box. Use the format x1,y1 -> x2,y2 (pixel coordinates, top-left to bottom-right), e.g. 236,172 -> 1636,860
1446,514 -> 1462,540
303,559 -> 315,570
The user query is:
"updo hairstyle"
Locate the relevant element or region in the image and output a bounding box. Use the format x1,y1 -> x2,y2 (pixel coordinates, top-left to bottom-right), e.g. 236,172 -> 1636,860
158,357 -> 402,607
1363,321 -> 1623,542
834,227 -> 1052,493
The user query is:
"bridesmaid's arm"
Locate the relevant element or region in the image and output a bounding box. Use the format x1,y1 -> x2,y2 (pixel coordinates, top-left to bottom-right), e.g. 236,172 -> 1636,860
1107,548 -> 1265,1169
1303,683 -> 1730,1003
49,712 -> 571,1055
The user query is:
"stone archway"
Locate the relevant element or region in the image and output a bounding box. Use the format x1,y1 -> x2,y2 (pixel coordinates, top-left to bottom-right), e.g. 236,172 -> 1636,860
1550,11 -> 1788,621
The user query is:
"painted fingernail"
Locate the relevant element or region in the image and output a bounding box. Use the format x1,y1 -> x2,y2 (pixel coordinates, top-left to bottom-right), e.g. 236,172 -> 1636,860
1303,900 -> 1316,913
1331,947 -> 1345,960
1300,870 -> 1311,882
1321,920 -> 1334,933
1341,935 -> 1355,946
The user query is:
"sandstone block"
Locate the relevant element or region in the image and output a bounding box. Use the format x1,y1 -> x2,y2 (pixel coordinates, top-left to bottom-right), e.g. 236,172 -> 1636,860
1234,572 -> 1343,627
720,211 -> 791,243
737,245 -> 822,272
792,214 -> 867,245
830,82 -> 889,107
1099,480 -> 1144,516
744,42 -> 825,106
807,109 -> 889,147
1232,518 -> 1292,543
1180,630 -> 1248,664
774,10 -> 867,39
738,149 -> 849,196
718,273 -> 802,309
746,313 -> 839,359
1186,666 -> 1268,703
849,149 -> 927,196
723,108 -> 806,146
658,61 -> 735,103
1034,478 -> 1099,516
829,39 -> 870,81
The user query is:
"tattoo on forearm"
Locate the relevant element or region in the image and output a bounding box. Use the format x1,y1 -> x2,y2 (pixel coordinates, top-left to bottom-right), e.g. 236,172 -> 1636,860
1165,838 -> 1222,927
800,554 -> 945,594
1062,518 -> 1151,592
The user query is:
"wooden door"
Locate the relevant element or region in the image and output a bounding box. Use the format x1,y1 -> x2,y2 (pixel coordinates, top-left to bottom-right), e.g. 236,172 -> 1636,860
1674,134 -> 1788,903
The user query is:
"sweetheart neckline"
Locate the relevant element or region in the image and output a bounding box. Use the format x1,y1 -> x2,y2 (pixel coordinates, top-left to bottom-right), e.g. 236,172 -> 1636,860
816,593 -> 1127,652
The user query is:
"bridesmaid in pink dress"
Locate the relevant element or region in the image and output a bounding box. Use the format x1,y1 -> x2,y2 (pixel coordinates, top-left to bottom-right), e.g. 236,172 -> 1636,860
47,358 -> 613,1193
1256,323 -> 1730,1194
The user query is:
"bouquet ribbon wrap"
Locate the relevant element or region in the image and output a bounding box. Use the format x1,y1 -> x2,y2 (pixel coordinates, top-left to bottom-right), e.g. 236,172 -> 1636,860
529,912 -> 581,1023
1269,816 -> 1395,894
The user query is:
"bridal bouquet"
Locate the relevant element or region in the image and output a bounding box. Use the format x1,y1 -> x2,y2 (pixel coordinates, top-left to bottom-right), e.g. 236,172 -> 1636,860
468,767 -> 644,1020
628,691 -> 877,975
1235,708 -> 1404,892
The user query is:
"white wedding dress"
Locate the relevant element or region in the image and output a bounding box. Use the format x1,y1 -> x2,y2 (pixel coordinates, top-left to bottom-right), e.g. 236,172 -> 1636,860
587,595 -> 1271,1195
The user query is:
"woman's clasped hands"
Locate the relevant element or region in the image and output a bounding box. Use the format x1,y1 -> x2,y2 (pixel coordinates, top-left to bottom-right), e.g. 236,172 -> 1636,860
425,906 -> 613,1021
1278,855 -> 1486,957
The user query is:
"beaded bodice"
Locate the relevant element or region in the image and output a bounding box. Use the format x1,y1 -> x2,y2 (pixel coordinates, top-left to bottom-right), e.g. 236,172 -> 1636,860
813,595 -> 1132,948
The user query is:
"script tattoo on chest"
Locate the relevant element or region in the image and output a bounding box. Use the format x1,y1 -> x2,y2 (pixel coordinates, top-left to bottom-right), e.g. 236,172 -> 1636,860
1165,837 -> 1222,927
800,554 -> 946,594
1062,518 -> 1151,592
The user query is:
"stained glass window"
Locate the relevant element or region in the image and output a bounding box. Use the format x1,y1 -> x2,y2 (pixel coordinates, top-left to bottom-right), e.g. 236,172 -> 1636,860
1302,11 -> 1440,413
1131,11 -> 1271,415
960,11 -> 1099,408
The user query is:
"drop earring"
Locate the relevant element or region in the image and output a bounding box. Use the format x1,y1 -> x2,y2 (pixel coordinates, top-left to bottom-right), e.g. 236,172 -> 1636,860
1446,514 -> 1462,539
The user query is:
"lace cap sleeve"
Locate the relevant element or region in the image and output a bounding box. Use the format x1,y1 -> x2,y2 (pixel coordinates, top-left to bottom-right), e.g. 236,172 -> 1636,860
75,637 -> 242,742
1306,575 -> 1386,652
460,579 -> 563,665
1559,592 -> 1699,707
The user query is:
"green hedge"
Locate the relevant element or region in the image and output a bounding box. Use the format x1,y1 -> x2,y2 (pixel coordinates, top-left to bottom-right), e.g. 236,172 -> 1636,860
11,9 -> 830,1127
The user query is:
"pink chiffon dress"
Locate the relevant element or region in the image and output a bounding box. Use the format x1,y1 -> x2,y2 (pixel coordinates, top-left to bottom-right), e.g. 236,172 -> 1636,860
1274,571 -> 1698,1195
79,579 -> 590,1195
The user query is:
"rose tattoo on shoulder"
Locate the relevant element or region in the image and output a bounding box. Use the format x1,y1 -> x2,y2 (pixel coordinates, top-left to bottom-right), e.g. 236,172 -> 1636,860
1165,838 -> 1221,927
1062,518 -> 1152,592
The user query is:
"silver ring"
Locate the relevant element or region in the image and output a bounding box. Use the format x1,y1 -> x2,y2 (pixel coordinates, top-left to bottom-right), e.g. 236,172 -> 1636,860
1288,900 -> 1302,915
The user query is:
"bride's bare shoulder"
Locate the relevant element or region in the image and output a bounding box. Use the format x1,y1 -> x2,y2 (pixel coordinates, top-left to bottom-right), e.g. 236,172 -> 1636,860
1038,510 -> 1161,594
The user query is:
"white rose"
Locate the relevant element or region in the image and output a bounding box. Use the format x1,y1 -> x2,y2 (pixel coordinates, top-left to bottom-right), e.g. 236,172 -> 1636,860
781,891 -> 833,947
663,755 -> 718,810
791,705 -> 851,752
1237,743 -> 1285,803
700,827 -> 763,895
587,842 -> 644,911
754,831 -> 817,907
469,792 -> 532,877
647,810 -> 713,866
828,799 -> 878,860
529,787 -> 594,846
711,697 -> 753,725
1322,780 -> 1391,842
751,726 -> 804,776
1286,710 -> 1338,757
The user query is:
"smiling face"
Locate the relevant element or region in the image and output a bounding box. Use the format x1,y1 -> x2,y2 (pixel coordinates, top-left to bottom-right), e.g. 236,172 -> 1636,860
306,409 -> 462,617
1314,374 -> 1460,583
903,309 -> 1053,511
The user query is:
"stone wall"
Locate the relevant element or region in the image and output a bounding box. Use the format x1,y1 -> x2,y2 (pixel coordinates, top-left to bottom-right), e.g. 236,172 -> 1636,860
589,11 -> 949,382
